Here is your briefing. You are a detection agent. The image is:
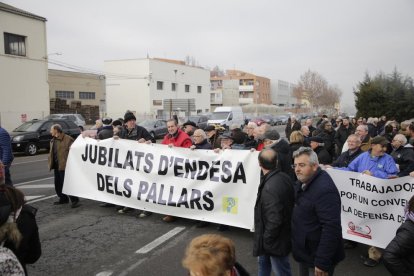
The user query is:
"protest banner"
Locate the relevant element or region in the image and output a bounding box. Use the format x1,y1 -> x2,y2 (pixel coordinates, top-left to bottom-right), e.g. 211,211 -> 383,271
327,169 -> 414,249
63,136 -> 261,230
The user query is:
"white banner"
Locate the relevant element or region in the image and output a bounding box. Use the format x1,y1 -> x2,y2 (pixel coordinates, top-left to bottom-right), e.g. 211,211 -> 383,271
327,169 -> 414,249
63,136 -> 260,230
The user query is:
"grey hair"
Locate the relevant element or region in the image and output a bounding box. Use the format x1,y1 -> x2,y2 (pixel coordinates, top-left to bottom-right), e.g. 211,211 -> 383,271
247,122 -> 258,129
292,147 -> 319,166
347,134 -> 361,144
394,134 -> 407,145
357,124 -> 368,132
194,129 -> 207,139
51,124 -> 63,133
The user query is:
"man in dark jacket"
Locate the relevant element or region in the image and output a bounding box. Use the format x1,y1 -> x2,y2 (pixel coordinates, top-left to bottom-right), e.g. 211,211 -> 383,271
285,115 -> 301,142
97,117 -> 114,140
117,111 -> 155,215
309,136 -> 332,165
317,121 -> 336,158
262,127 -> 295,180
390,134 -> 414,177
291,147 -> 345,276
331,134 -> 363,168
334,117 -> 354,155
253,148 -> 294,275
0,126 -> 13,185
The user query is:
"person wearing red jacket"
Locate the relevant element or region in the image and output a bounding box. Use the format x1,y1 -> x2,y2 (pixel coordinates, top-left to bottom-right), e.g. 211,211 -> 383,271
161,119 -> 192,222
161,119 -> 192,148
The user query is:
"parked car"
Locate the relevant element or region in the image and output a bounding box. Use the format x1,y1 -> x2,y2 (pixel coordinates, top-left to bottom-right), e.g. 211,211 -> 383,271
250,117 -> 266,126
138,119 -> 168,139
187,115 -> 209,130
261,114 -> 276,126
10,119 -> 81,155
45,114 -> 86,128
278,115 -> 289,125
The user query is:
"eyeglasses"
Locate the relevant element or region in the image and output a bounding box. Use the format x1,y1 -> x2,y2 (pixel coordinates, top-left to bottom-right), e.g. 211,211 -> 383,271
192,135 -> 202,138
292,163 -> 310,169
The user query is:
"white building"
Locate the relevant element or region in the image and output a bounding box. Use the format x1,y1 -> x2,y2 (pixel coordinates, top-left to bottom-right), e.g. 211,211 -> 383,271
104,58 -> 211,120
270,80 -> 297,107
0,3 -> 49,131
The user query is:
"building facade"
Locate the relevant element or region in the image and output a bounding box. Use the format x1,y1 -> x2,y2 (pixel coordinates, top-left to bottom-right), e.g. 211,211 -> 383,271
48,69 -> 106,123
104,58 -> 211,120
270,79 -> 297,107
0,3 -> 49,131
210,79 -> 239,109
211,70 -> 271,106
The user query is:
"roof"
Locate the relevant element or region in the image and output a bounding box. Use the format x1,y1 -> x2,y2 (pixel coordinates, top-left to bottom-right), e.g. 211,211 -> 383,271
0,2 -> 46,22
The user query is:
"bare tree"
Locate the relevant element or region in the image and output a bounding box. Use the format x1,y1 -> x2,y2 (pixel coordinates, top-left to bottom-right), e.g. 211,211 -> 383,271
295,70 -> 342,109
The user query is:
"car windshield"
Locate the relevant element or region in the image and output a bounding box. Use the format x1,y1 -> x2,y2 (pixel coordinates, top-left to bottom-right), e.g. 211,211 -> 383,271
210,112 -> 229,120
45,114 -> 61,119
188,116 -> 199,122
14,121 -> 44,132
138,120 -> 156,127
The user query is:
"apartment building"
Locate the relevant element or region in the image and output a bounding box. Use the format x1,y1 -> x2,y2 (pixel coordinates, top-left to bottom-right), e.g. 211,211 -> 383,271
211,70 -> 271,106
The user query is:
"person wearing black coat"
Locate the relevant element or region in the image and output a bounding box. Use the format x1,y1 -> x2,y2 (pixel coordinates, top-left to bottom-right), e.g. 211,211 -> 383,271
332,134 -> 363,167
285,115 -> 301,142
253,149 -> 294,276
291,147 -> 345,276
390,134 -> 414,177
309,136 -> 332,165
383,195 -> 414,276
317,121 -> 336,158
334,118 -> 354,154
190,129 -> 212,150
2,185 -> 41,275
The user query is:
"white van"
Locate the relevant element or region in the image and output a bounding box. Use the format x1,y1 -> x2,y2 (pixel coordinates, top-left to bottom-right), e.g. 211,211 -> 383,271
208,106 -> 245,129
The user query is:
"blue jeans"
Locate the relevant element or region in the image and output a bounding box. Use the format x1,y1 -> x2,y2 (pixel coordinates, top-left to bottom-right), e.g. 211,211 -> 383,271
258,255 -> 292,276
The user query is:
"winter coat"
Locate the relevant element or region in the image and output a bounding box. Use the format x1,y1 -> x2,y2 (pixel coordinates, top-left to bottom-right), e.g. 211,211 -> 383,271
314,146 -> 332,165
292,168 -> 345,272
162,128 -> 192,148
208,134 -> 221,149
342,151 -> 399,179
48,133 -> 73,171
271,139 -> 295,180
332,148 -> 363,168
119,125 -> 156,143
391,145 -> 414,177
253,169 -> 294,257
318,130 -> 336,157
383,220 -> 414,276
367,123 -> 378,137
244,136 -> 257,149
285,121 -> 301,141
193,139 -> 212,150
334,125 -> 354,152
0,127 -> 13,165
97,126 -> 114,140
4,205 -> 41,275
289,142 -> 303,154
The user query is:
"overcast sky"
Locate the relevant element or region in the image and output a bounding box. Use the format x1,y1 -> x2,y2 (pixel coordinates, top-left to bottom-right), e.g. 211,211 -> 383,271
4,0 -> 414,112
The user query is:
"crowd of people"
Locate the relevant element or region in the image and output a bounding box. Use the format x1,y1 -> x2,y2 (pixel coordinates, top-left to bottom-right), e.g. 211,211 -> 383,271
1,110 -> 414,275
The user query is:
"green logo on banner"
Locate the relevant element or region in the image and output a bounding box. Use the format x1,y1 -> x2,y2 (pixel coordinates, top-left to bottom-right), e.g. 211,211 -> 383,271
222,197 -> 238,214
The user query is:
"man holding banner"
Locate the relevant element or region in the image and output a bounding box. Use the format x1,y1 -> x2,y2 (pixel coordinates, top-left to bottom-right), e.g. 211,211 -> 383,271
291,147 -> 344,276
334,135 -> 399,267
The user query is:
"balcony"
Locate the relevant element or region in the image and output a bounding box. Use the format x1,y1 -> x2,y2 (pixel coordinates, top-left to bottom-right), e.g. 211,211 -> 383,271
239,85 -> 254,92
239,98 -> 254,105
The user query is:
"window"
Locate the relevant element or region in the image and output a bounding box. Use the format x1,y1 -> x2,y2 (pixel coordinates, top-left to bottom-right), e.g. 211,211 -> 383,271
157,81 -> 164,90
55,91 -> 74,99
171,83 -> 177,91
153,100 -> 162,106
4,33 -> 26,56
185,85 -> 190,93
197,86 -> 202,93
79,92 -> 95,99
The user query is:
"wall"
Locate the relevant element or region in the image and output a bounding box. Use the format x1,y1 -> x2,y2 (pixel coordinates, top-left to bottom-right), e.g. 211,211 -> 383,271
0,9 -> 49,131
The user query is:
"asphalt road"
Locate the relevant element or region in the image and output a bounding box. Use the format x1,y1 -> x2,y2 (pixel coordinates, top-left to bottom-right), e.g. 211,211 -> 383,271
10,128 -> 391,276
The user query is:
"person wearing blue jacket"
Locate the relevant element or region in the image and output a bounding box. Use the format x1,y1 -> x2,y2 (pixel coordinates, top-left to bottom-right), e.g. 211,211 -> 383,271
291,147 -> 345,276
0,126 -> 14,186
339,136 -> 399,179
336,136 -> 399,267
